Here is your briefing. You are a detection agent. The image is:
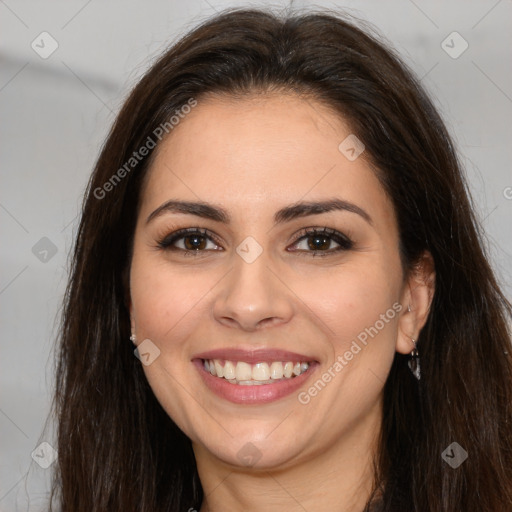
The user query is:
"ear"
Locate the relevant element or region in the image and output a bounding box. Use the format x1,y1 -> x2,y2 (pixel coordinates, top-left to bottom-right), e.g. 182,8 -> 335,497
396,251 -> 435,355
129,305 -> 135,329
128,299 -> 136,334
122,262 -> 135,331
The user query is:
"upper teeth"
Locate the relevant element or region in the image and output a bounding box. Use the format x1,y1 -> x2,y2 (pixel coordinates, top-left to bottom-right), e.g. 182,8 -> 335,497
204,359 -> 310,383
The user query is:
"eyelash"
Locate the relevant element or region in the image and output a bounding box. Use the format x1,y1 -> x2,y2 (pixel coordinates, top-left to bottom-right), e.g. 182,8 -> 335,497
156,226 -> 354,258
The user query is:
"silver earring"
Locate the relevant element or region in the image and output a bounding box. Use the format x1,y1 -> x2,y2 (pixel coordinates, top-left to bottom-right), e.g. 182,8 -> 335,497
408,338 -> 421,380
130,333 -> 137,345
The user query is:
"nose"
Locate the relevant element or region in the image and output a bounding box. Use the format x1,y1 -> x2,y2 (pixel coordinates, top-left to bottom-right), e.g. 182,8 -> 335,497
212,247 -> 294,332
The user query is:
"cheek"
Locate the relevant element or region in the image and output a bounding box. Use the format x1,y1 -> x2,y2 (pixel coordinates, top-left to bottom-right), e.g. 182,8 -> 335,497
297,265 -> 401,407
130,261 -> 209,345
292,260 -> 402,417
129,254 -> 215,434
294,259 -> 401,349
130,245 -> 175,328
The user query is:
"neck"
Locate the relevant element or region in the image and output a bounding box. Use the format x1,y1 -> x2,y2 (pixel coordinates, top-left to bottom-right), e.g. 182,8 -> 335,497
195,399 -> 383,512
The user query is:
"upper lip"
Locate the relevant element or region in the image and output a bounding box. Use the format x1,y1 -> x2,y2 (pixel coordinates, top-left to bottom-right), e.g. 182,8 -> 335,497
192,348 -> 317,364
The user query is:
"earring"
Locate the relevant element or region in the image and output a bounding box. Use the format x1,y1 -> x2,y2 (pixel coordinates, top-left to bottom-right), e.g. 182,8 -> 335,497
408,337 -> 421,380
130,333 -> 137,345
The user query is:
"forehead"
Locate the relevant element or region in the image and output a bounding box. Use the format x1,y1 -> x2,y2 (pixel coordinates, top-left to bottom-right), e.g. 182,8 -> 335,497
139,92 -> 396,231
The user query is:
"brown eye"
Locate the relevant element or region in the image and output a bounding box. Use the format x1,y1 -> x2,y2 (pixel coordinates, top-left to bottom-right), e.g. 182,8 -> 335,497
157,228 -> 221,256
305,234 -> 332,251
182,234 -> 208,251
289,227 -> 353,257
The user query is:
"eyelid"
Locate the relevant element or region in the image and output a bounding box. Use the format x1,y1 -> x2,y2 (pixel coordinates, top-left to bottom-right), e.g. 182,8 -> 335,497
156,226 -> 354,255
289,226 -> 353,254
157,227 -> 223,250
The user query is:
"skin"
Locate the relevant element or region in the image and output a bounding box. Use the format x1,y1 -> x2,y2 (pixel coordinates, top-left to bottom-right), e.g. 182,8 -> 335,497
129,92 -> 435,511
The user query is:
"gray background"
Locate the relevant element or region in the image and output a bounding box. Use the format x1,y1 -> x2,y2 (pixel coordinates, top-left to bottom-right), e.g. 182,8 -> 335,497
1,0 -> 511,509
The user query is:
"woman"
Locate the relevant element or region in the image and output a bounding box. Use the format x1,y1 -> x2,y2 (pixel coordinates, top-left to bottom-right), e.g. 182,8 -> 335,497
48,7 -> 512,511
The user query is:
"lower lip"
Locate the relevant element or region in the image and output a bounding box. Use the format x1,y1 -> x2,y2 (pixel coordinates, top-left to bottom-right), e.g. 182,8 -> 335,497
193,359 -> 317,404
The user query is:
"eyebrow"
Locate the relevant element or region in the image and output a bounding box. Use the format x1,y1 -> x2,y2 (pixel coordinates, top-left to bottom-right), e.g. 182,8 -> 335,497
146,198 -> 372,226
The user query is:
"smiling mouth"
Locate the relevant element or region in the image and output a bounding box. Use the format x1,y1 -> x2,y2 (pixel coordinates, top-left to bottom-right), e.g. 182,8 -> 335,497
202,358 -> 311,385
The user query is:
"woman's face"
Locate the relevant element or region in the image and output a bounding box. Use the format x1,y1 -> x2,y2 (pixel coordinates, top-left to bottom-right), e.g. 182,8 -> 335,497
129,92 -> 416,470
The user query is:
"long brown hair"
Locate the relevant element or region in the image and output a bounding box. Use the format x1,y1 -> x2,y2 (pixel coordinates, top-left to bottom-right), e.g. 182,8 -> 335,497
47,7 -> 512,511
